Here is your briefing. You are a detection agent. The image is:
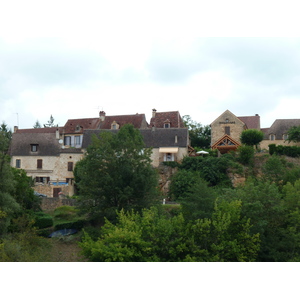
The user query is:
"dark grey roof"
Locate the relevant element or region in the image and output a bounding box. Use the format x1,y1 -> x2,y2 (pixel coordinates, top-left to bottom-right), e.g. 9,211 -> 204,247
263,119 -> 300,140
10,132 -> 61,156
82,128 -> 189,149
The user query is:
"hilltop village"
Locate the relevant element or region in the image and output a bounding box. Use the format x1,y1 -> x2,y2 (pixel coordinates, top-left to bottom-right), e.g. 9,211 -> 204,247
8,108 -> 300,198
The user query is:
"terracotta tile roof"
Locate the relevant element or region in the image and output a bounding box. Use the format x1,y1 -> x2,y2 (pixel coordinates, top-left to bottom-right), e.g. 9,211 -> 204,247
238,115 -> 260,129
149,111 -> 185,128
99,114 -> 148,129
63,118 -> 101,134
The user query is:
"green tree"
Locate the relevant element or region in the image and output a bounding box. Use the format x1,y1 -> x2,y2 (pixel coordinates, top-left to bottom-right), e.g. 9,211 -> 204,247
43,115 -> 58,127
33,120 -> 42,128
11,168 -> 41,211
182,115 -> 211,149
0,123 -> 12,155
236,145 -> 255,165
79,203 -> 260,262
286,126 -> 300,143
74,124 -> 160,222
240,129 -> 264,149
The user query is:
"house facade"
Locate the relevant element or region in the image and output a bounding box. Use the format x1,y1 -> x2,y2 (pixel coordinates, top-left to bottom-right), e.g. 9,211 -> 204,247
210,110 -> 260,154
260,119 -> 300,149
9,110 -> 189,197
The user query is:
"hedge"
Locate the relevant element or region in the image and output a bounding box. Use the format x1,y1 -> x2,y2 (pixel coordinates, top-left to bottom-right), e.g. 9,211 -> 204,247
33,212 -> 54,229
269,144 -> 300,157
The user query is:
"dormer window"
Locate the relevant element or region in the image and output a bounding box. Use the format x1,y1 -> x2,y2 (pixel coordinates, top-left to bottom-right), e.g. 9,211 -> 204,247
75,125 -> 81,132
270,134 -> 276,141
164,119 -> 171,128
283,134 -> 288,140
31,144 -> 38,152
111,121 -> 120,130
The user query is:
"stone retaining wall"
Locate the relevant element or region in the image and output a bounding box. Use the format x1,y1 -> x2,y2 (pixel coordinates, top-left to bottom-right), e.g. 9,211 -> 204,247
41,197 -> 77,211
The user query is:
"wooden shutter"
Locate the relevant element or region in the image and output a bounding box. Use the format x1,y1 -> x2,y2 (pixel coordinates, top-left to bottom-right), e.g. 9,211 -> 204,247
37,159 -> 43,169
68,162 -> 73,171
225,126 -> 230,135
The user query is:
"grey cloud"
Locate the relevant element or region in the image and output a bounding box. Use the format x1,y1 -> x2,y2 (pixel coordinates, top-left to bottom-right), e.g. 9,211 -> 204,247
0,38 -> 113,97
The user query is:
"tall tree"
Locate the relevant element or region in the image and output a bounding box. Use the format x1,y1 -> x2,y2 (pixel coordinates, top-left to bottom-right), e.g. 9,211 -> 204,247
33,120 -> 42,128
286,126 -> 300,143
74,124 -> 160,222
0,123 -> 12,155
43,115 -> 58,128
182,115 -> 211,149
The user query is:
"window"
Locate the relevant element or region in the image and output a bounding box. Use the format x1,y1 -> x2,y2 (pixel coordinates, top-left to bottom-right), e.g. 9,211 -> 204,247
64,136 -> 71,146
31,144 -> 38,152
36,177 -> 50,184
283,134 -> 288,140
75,136 -> 81,146
270,134 -> 276,141
16,159 -> 21,168
164,153 -> 174,161
68,162 -> 74,171
37,159 -> 43,169
225,126 -> 230,135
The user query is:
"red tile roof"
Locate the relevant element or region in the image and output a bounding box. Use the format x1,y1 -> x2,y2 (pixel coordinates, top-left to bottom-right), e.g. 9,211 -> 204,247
63,118 -> 101,134
149,111 -> 185,128
99,114 -> 148,129
238,115 -> 260,129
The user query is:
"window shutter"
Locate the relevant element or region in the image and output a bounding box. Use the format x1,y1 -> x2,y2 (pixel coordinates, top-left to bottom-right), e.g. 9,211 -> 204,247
37,159 -> 43,169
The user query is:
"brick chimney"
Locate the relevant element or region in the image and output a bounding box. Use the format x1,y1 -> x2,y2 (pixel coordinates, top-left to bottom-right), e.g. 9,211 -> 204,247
99,111 -> 106,121
14,126 -> 18,133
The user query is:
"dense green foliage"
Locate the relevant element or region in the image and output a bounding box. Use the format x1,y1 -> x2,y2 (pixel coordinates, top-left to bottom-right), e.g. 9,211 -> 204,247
240,129 -> 264,149
79,204 -> 260,262
74,124 -> 160,223
269,143 -> 300,157
182,115 -> 211,149
286,125 -> 300,143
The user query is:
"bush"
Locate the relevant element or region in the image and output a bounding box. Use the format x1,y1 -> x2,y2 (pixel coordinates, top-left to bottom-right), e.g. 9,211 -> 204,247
53,205 -> 79,220
237,145 -> 254,165
33,212 -> 53,229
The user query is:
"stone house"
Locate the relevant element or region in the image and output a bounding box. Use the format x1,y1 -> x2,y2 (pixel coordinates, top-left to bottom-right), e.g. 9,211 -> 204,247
210,110 -> 260,154
82,127 -> 190,168
9,127 -> 83,197
260,119 -> 300,149
149,109 -> 185,128
9,110 -> 189,197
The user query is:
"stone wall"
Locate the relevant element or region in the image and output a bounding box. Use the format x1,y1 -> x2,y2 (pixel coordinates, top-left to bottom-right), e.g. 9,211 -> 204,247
41,197 -> 77,211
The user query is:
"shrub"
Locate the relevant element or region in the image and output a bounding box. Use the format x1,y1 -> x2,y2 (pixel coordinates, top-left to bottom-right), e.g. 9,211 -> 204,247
53,205 -> 79,220
236,145 -> 254,165
33,212 -> 53,229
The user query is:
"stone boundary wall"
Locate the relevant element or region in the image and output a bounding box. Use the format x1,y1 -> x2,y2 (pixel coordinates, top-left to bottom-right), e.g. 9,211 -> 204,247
41,197 -> 77,211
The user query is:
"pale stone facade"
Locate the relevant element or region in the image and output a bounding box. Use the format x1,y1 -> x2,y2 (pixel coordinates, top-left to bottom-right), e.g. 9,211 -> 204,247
211,110 -> 246,146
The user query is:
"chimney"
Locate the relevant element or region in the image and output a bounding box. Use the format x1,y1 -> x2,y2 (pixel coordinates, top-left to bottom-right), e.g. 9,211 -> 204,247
99,111 -> 106,121
56,128 -> 60,139
14,126 -> 18,133
152,109 -> 157,118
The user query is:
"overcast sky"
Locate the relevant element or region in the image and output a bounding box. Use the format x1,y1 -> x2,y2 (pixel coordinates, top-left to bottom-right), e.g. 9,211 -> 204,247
1,1 -> 300,130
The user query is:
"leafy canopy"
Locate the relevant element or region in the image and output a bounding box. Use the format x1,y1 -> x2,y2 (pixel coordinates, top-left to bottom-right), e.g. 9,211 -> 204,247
240,129 -> 264,148
286,126 -> 300,143
182,115 -> 211,149
74,124 -> 160,222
